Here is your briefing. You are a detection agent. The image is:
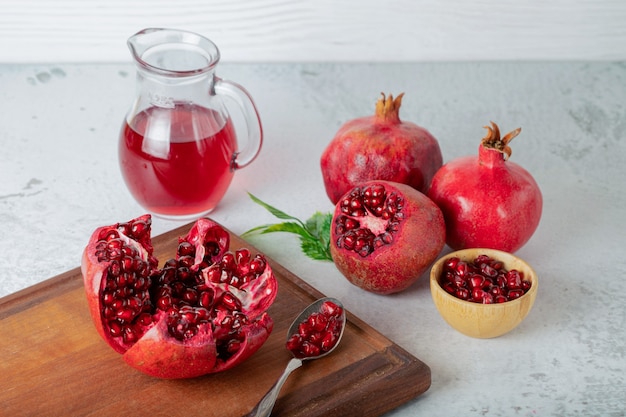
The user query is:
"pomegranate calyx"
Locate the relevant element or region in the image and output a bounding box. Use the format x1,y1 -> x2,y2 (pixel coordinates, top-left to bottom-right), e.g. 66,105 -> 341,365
481,121 -> 521,160
374,92 -> 404,124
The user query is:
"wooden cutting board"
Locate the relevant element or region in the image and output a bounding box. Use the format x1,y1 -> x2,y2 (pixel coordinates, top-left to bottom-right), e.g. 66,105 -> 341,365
0,220 -> 430,417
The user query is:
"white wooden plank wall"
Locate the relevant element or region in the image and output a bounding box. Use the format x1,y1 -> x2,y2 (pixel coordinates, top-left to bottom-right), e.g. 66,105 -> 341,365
1,0 -> 625,63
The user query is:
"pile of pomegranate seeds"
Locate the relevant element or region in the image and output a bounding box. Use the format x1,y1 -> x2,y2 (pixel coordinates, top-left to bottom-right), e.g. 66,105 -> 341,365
286,300 -> 344,359
440,255 -> 532,304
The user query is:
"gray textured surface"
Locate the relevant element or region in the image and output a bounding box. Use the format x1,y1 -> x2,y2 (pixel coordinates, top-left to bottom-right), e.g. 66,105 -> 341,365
1,62 -> 625,416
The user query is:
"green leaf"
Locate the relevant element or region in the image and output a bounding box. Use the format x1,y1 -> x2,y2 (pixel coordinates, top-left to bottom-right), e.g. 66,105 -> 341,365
301,237 -> 332,261
243,193 -> 333,262
306,211 -> 332,240
247,193 -> 306,226
260,222 -> 313,239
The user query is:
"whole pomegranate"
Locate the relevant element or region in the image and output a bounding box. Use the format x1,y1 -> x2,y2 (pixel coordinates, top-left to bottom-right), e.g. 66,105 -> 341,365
81,215 -> 277,378
330,181 -> 446,294
320,93 -> 443,204
427,122 -> 543,253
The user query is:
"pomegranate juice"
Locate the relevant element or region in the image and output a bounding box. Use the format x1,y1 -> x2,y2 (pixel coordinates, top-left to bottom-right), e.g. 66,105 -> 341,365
119,104 -> 237,217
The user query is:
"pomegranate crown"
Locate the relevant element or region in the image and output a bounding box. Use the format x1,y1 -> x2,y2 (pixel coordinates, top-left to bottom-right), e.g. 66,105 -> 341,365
481,121 -> 521,160
374,92 -> 404,123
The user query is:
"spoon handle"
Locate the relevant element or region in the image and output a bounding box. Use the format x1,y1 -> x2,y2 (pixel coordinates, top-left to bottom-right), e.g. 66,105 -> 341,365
247,357 -> 303,417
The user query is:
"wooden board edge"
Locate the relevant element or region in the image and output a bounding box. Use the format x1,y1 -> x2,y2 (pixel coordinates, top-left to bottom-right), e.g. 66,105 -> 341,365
0,267 -> 83,319
272,342 -> 431,416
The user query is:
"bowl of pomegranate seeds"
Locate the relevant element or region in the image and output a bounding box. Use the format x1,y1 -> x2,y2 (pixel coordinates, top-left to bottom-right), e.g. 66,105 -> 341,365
430,248 -> 538,338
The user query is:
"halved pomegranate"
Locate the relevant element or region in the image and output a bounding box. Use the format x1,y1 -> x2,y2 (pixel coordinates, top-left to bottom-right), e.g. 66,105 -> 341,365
330,181 -> 446,294
81,215 -> 277,378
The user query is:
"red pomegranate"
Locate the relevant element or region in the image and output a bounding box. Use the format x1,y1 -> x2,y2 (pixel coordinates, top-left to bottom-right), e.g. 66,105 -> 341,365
330,181 -> 446,294
320,93 -> 443,204
81,215 -> 277,378
427,122 -> 543,253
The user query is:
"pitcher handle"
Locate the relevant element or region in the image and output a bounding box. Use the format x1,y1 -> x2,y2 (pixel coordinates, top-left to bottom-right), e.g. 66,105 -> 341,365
214,77 -> 263,170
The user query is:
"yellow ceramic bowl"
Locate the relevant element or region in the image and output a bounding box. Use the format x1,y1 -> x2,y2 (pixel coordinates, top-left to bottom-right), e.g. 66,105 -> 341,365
430,248 -> 538,338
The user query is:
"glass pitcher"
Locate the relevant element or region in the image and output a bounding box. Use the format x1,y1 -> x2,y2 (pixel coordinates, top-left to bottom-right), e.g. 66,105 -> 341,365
119,28 -> 263,220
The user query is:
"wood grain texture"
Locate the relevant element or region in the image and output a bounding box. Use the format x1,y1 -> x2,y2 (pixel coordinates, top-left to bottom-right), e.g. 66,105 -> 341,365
0,0 -> 625,63
0,220 -> 431,417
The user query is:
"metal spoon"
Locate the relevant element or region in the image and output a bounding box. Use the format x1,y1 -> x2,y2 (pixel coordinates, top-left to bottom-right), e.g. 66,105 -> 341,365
247,297 -> 346,417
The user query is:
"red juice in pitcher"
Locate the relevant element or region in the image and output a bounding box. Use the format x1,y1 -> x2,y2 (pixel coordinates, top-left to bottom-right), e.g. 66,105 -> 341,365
119,103 -> 237,217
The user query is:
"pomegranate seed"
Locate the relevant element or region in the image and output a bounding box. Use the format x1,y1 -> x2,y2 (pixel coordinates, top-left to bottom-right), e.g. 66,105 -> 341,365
236,249 -> 250,265
343,217 -> 359,230
308,313 -> 328,332
321,331 -> 338,351
177,241 -> 195,256
108,260 -> 121,277
508,289 -> 525,300
491,260 -> 504,270
178,255 -> 195,269
130,220 -> 149,238
249,256 -> 266,273
98,229 -> 116,241
468,274 -> 485,289
452,274 -> 467,288
301,341 -> 320,357
198,290 -> 214,309
220,315 -> 234,331
229,275 -> 242,288
116,273 -> 128,288
480,263 -> 498,278
308,332 -> 324,345
205,266 -> 223,283
220,292 -> 242,311
107,238 -> 123,251
157,295 -> 173,311
103,307 -> 115,319
102,291 -> 114,305
489,285 -> 504,296
496,274 -> 507,288
471,288 -> 486,301
298,321 -> 313,338
195,307 -> 210,321
506,270 -> 523,289
137,313 -> 153,326
226,339 -> 241,354
455,261 -> 469,277
110,298 -> 124,310
176,266 -> 191,281
220,253 -> 236,271
320,301 -> 343,317
127,296 -> 142,311
203,241 -> 221,258
122,326 -> 138,344
443,281 -> 456,294
286,334 -> 303,352
109,320 -> 123,337
116,308 -> 135,322
171,281 -> 185,296
119,256 -> 133,272
135,276 -> 149,291
182,288 -> 199,304
475,254 -> 490,264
